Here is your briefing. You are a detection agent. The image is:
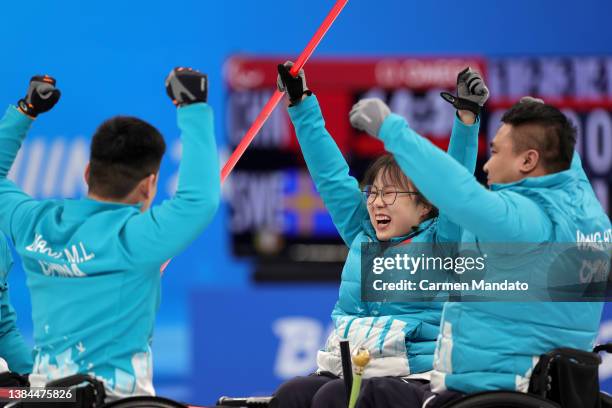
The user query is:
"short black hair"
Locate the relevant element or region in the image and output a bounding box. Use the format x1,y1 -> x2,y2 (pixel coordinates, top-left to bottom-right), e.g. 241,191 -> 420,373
362,154 -> 439,221
501,101 -> 577,173
88,116 -> 166,199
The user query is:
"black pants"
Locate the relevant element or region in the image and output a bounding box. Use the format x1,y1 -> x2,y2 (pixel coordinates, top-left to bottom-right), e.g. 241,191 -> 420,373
274,373 -> 352,408
358,377 -> 463,408
274,374 -> 461,408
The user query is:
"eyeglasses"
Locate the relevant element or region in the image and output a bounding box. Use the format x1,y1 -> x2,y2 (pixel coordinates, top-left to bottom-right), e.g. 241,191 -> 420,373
362,185 -> 420,205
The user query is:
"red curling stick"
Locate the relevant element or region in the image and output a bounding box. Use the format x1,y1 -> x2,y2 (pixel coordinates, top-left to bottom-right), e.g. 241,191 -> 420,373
220,0 -> 350,183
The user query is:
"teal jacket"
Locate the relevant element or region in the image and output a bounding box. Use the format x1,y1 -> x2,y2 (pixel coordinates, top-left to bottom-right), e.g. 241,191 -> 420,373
287,95 -> 480,377
0,234 -> 32,373
379,112 -> 611,393
0,104 -> 220,398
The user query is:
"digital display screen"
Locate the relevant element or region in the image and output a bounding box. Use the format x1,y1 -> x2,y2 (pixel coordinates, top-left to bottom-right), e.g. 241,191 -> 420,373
225,56 -> 612,263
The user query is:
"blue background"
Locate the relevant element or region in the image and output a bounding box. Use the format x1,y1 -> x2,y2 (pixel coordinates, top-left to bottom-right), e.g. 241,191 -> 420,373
1,0 -> 612,405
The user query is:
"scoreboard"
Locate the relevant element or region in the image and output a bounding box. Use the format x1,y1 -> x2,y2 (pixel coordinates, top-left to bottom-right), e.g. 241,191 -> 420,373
225,56 -> 612,270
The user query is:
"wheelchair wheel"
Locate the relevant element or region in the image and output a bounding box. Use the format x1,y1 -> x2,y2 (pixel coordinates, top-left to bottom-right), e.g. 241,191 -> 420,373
102,396 -> 188,408
440,391 -> 560,408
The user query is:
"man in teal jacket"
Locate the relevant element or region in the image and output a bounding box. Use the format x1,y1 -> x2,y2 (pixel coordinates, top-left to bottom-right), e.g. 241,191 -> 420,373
0,69 -> 220,400
349,96 -> 611,407
0,233 -> 32,374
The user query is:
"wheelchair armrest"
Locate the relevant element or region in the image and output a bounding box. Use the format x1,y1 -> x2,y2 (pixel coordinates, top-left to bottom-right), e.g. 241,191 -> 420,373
216,396 -> 277,408
594,343 -> 612,354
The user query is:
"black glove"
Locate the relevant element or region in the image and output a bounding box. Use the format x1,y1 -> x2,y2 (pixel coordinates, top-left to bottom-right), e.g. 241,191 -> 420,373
165,67 -> 208,106
277,61 -> 310,106
17,75 -> 61,117
440,67 -> 489,116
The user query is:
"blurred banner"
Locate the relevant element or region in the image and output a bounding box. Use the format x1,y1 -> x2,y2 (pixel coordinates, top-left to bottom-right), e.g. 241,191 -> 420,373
191,285 -> 338,405
225,56 -> 612,267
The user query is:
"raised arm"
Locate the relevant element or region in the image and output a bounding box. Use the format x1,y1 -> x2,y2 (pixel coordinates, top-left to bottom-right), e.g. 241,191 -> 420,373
443,66 -> 491,175
0,107 -> 32,180
380,113 -> 551,242
279,63 -> 367,246
432,68 -> 489,242
350,99 -> 551,243
0,76 -> 60,242
446,114 -> 479,174
123,68 -> 220,265
432,114 -> 480,243
287,96 -> 366,246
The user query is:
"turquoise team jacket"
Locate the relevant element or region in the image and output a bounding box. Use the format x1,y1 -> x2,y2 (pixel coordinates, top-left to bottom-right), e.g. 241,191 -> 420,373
0,104 -> 220,398
379,112 -> 611,393
287,95 -> 480,377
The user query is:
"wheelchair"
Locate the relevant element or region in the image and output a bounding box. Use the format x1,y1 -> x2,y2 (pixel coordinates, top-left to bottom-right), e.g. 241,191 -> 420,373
436,343 -> 612,408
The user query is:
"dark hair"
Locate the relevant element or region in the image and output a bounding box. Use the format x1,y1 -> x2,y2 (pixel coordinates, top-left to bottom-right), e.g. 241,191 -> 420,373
361,154 -> 439,221
501,101 -> 577,173
88,116 -> 166,199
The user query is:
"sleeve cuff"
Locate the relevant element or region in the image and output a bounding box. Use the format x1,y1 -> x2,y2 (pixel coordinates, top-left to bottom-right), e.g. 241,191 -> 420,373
177,101 -> 210,113
287,93 -> 320,120
379,113 -> 408,145
453,112 -> 480,130
5,105 -> 34,126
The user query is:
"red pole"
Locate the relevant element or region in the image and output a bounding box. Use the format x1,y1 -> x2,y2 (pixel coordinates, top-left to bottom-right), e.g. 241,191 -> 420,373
220,0 -> 350,183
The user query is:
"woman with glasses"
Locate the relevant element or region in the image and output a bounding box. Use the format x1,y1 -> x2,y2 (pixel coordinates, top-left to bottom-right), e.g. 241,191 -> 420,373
272,63 -> 489,408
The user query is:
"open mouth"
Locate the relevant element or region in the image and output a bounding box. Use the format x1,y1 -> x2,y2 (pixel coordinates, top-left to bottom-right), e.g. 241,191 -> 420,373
375,214 -> 391,228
